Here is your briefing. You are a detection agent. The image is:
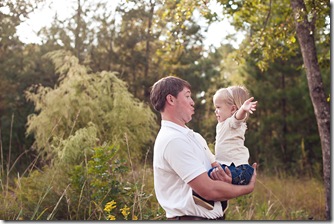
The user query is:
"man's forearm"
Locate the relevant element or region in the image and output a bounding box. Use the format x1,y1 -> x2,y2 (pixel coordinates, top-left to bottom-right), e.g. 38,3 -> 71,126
207,181 -> 253,201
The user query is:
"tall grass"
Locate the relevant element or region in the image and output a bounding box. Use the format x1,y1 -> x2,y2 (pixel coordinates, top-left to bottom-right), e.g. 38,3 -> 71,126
0,130 -> 162,220
226,173 -> 325,220
1,161 -> 325,220
0,120 -> 326,220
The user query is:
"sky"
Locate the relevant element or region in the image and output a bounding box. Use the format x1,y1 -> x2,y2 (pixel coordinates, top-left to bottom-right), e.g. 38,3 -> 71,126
16,0 -> 245,49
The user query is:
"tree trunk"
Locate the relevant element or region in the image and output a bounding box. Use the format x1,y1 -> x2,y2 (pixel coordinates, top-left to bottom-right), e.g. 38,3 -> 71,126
281,69 -> 288,164
145,0 -> 155,79
144,0 -> 155,100
75,0 -> 82,63
290,0 -> 331,220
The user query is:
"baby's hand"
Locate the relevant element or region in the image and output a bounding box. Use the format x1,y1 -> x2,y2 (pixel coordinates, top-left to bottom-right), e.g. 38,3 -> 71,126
242,97 -> 257,114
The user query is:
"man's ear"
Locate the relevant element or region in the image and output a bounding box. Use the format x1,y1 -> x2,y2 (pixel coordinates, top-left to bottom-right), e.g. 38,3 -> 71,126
166,94 -> 175,104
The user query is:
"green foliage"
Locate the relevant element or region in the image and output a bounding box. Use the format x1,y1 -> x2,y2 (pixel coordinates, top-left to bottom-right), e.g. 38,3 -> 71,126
197,39 -> 325,177
0,144 -> 325,220
1,0 -> 53,165
0,190 -> 21,220
0,49 -> 162,220
69,144 -> 131,220
55,122 -> 98,165
217,0 -> 329,70
69,143 -> 161,220
191,44 -> 235,141
0,0 -> 329,221
25,50 -> 158,162
13,166 -> 70,220
241,54 -> 323,176
1,142 -> 160,220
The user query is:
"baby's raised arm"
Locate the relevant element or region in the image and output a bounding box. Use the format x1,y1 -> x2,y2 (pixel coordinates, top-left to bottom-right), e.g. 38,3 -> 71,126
235,97 -> 257,120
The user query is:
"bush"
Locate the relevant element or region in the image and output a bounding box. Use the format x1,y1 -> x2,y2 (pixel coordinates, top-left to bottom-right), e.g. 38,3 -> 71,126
70,144 -> 131,220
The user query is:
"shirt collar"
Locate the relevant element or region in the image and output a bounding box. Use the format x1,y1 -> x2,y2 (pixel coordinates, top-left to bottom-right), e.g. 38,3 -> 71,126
161,120 -> 192,135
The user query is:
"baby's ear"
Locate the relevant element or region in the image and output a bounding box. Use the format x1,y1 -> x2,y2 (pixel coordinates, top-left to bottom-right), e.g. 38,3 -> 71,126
231,105 -> 238,114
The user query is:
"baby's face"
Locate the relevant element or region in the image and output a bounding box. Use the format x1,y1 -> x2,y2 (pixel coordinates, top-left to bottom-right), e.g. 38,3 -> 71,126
214,98 -> 234,123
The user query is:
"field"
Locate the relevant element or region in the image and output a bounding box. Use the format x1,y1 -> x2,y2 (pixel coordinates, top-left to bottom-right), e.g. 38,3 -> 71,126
0,157 -> 326,220
226,173 -> 325,220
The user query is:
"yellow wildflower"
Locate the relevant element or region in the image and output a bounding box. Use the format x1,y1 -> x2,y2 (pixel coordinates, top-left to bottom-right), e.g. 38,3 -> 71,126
104,200 -> 117,213
120,205 -> 130,219
132,215 -> 138,220
107,215 -> 116,220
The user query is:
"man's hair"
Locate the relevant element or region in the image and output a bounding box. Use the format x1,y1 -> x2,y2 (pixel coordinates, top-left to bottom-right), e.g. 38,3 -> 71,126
150,76 -> 191,112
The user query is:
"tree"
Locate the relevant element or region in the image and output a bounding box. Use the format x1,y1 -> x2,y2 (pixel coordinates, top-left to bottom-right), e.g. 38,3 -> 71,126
240,52 -> 322,175
214,0 -> 330,219
0,0 -> 46,167
25,50 -> 158,162
197,44 -> 236,143
290,0 -> 330,219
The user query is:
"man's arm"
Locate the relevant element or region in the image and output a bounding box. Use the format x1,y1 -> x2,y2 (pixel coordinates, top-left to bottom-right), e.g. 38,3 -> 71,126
189,163 -> 257,201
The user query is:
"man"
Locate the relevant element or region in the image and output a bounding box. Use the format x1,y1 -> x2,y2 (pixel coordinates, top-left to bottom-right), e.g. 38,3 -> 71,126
150,76 -> 257,220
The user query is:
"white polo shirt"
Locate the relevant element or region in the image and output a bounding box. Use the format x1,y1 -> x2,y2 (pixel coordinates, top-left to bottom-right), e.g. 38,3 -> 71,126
153,120 -> 224,218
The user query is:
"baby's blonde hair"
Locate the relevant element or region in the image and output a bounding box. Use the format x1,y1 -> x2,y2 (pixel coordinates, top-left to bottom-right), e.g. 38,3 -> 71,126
213,85 -> 250,120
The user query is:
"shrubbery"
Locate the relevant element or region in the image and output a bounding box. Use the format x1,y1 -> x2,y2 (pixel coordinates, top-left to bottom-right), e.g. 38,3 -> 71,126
0,50 -> 160,220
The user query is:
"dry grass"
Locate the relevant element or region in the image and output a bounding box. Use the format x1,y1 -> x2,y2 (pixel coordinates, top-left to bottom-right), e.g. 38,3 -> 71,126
226,173 -> 326,220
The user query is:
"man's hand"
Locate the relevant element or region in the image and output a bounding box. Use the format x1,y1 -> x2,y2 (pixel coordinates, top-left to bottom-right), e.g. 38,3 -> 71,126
190,163 -> 257,201
210,163 -> 257,193
209,165 -> 232,183
248,163 -> 257,191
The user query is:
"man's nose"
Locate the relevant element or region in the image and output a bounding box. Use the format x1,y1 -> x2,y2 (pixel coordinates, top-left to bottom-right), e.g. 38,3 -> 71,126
190,98 -> 195,106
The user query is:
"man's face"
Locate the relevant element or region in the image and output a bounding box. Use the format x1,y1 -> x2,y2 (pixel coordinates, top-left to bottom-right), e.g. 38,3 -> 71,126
174,87 -> 195,124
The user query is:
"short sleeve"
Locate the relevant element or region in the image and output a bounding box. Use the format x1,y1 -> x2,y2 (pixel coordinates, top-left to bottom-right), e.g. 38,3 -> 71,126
205,148 -> 216,164
164,138 -> 207,184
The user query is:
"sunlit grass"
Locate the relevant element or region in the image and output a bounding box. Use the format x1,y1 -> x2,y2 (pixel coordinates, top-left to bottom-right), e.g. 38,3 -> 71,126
0,123 -> 326,220
226,173 -> 325,220
0,166 -> 326,220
